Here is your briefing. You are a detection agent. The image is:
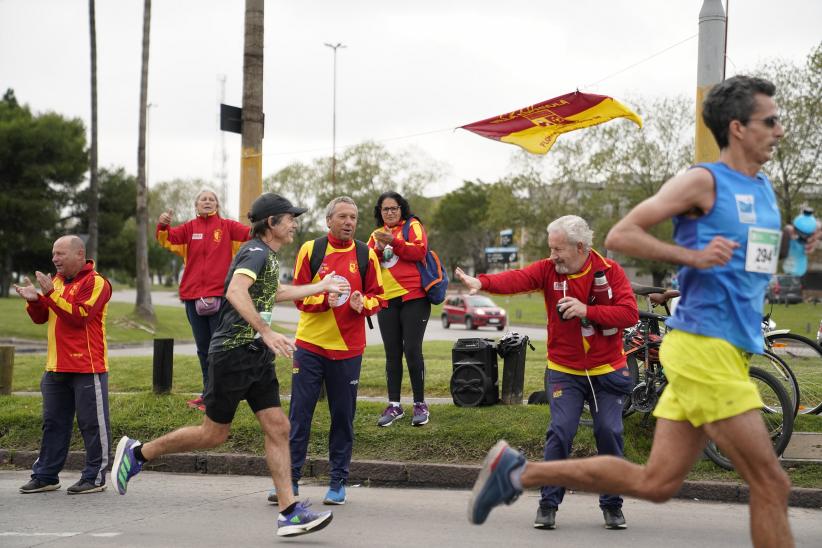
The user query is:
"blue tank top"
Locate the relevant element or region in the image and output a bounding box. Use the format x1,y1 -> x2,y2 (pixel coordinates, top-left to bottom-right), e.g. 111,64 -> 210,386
666,162 -> 781,354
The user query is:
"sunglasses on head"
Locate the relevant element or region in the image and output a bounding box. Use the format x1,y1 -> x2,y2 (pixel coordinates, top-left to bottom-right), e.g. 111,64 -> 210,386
747,115 -> 780,128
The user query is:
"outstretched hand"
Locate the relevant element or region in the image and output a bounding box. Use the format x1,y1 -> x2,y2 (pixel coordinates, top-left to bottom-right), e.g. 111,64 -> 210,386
454,267 -> 481,295
318,271 -> 350,295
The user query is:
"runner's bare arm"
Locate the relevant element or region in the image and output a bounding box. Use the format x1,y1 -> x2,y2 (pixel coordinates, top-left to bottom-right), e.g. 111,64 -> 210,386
605,168 -> 738,269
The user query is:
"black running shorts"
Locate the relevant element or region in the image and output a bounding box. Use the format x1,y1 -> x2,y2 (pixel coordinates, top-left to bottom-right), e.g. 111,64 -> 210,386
203,342 -> 281,424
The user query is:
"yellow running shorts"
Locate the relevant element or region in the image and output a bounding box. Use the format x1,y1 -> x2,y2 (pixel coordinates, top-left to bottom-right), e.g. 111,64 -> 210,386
654,330 -> 764,427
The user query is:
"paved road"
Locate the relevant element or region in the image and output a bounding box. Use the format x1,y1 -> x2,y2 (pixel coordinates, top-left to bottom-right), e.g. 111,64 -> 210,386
108,290 -> 547,357
2,470 -> 820,547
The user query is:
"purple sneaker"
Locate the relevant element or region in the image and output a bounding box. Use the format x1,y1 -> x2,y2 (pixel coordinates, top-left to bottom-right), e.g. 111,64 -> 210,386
377,404 -> 404,427
412,402 -> 430,426
112,436 -> 144,495
277,500 -> 333,537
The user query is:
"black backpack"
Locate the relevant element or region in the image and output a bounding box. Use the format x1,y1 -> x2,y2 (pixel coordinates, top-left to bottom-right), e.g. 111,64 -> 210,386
308,236 -> 374,329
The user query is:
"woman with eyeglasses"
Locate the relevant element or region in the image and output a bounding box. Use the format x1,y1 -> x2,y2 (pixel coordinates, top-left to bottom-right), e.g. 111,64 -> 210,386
368,191 -> 432,427
156,189 -> 250,411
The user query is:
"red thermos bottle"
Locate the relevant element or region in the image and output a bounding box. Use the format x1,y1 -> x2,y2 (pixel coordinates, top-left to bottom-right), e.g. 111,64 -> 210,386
592,271 -> 617,336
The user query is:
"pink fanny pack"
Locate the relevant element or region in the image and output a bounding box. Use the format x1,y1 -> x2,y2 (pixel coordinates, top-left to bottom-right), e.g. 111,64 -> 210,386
195,296 -> 222,316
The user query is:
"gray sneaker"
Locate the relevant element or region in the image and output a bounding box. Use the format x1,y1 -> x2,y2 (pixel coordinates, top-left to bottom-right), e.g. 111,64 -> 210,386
603,507 -> 627,529
268,481 -> 299,504
377,404 -> 404,427
534,506 -> 556,529
66,479 -> 106,495
19,478 -> 60,494
411,402 -> 430,426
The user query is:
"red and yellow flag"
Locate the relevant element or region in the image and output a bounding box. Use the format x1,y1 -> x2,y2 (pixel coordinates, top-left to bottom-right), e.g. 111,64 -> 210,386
460,91 -> 642,155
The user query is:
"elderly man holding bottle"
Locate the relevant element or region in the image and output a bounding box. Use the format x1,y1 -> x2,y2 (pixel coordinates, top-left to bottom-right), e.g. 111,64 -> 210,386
454,215 -> 638,531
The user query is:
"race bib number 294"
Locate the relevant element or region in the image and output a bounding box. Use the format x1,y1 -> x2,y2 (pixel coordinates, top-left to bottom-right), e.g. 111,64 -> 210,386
745,227 -> 780,274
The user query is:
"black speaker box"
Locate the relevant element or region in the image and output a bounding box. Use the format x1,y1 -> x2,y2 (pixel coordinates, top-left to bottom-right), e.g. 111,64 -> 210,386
450,338 -> 499,407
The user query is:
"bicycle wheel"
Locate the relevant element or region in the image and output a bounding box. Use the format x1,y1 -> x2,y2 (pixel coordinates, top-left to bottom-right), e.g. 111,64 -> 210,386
703,367 -> 795,471
764,332 -> 822,414
749,349 -> 800,417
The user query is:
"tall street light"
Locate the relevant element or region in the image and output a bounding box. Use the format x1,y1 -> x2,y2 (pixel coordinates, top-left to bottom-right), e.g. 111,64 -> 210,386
324,42 -> 346,191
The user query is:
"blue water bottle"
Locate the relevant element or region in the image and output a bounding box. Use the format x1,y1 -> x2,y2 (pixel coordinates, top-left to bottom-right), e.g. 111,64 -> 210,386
783,208 -> 817,276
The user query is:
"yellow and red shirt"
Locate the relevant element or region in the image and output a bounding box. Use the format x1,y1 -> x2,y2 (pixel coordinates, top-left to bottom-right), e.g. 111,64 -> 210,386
293,234 -> 385,359
367,218 -> 427,301
156,213 -> 250,300
479,250 -> 638,375
25,261 -> 112,373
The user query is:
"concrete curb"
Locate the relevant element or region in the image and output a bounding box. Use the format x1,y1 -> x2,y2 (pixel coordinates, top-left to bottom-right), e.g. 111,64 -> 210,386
2,449 -> 820,509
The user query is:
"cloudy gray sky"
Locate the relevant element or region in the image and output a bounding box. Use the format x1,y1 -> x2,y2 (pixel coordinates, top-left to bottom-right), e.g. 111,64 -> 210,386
2,0 -> 820,218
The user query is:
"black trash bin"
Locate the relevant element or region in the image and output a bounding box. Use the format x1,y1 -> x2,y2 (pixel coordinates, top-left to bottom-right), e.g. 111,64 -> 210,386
450,338 -> 499,407
497,332 -> 535,405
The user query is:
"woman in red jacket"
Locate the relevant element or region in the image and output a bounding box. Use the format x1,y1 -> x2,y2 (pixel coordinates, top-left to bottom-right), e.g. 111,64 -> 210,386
368,191 -> 431,427
156,189 -> 250,410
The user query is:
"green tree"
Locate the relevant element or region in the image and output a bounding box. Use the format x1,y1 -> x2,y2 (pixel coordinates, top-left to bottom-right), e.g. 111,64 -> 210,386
0,89 -> 88,296
431,181 -> 494,274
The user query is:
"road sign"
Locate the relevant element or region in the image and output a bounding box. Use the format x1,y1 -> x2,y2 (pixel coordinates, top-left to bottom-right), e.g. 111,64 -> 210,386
500,229 -> 513,247
485,246 -> 518,265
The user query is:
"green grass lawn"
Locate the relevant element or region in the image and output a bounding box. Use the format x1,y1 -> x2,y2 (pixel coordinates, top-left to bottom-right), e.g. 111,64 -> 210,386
0,298 -> 194,344
10,341 -> 546,397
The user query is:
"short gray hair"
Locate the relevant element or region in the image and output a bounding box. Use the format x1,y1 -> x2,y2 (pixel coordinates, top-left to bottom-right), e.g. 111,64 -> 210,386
547,215 -> 593,251
325,196 -> 358,219
194,188 -> 221,210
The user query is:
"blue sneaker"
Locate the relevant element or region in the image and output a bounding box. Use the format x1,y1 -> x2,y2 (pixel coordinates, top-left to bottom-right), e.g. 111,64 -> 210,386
268,481 -> 299,504
323,484 -> 346,505
467,440 -> 526,525
277,500 -> 333,537
112,436 -> 144,495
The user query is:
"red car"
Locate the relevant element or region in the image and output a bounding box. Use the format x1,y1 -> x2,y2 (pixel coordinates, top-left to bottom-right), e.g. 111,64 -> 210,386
441,294 -> 507,331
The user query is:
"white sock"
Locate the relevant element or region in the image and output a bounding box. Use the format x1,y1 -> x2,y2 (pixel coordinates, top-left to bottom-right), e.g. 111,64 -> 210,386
389,401 -> 401,407
509,462 -> 525,491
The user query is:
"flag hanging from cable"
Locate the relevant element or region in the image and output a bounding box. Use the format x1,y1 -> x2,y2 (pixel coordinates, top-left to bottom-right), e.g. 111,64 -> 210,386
459,91 -> 642,155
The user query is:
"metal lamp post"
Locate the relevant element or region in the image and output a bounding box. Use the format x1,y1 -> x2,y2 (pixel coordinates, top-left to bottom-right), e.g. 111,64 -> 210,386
324,42 -> 346,191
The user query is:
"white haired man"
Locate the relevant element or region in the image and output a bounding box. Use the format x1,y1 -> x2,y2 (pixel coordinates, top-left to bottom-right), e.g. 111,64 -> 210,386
455,215 -> 638,530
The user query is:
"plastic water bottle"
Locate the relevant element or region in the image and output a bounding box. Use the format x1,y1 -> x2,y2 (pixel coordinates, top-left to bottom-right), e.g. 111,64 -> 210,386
592,271 -> 617,336
783,208 -> 817,277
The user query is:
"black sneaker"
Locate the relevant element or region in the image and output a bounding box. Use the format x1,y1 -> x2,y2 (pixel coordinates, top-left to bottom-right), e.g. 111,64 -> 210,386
602,507 -> 627,529
534,506 -> 557,529
66,479 -> 106,495
19,478 -> 61,494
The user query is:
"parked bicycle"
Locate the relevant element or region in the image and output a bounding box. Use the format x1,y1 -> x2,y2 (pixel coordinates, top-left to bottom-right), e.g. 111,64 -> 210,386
620,284 -> 795,471
760,313 -> 822,415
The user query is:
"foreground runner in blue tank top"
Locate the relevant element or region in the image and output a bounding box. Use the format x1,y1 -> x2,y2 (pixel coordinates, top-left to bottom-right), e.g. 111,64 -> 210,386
666,161 -> 781,354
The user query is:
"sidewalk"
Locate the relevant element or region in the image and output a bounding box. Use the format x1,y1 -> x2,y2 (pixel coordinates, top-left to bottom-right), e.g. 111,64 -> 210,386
2,448 -> 820,509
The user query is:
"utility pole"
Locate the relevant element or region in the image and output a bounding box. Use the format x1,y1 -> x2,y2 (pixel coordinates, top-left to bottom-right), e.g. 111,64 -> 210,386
324,42 -> 346,192
695,0 -> 726,163
239,0 -> 264,224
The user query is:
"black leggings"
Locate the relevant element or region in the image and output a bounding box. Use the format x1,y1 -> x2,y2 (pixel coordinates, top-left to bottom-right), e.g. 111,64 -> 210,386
377,297 -> 431,402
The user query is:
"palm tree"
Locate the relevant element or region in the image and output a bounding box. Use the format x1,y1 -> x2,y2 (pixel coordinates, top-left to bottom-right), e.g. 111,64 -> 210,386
135,0 -> 154,321
87,0 -> 99,261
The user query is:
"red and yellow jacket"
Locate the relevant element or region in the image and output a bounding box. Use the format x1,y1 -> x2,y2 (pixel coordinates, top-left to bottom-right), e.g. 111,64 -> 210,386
25,261 -> 112,374
156,213 -> 250,300
479,250 -> 638,375
293,234 -> 385,360
367,218 -> 426,301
